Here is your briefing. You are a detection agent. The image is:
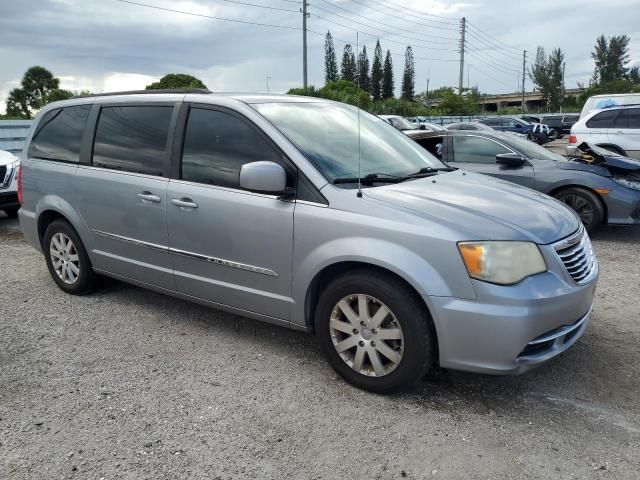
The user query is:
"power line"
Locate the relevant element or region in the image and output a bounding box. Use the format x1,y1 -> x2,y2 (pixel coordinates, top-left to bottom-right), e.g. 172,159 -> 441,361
465,29 -> 522,61
465,50 -> 522,75
344,0 -> 459,31
469,63 -> 518,90
464,47 -> 521,75
467,41 -> 520,72
309,10 -> 459,51
364,0 -> 459,24
309,29 -> 458,62
466,21 -> 522,52
115,0 -> 300,27
217,0 -> 299,12
307,5 -> 458,50
313,0 -> 458,42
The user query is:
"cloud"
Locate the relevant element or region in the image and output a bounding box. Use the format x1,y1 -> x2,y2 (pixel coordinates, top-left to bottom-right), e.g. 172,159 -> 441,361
1,0 -> 639,114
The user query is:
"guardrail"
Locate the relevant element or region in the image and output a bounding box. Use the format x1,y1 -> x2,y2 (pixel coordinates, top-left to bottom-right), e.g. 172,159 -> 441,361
0,120 -> 33,153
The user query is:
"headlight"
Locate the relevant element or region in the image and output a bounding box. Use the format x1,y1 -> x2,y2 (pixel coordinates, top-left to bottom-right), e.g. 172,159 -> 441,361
614,177 -> 640,191
458,241 -> 547,285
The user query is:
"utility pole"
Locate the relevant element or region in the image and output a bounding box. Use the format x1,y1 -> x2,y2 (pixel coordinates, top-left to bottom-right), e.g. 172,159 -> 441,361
458,17 -> 466,95
426,67 -> 430,106
521,50 -> 527,113
561,62 -> 566,112
266,76 -> 271,94
302,0 -> 308,89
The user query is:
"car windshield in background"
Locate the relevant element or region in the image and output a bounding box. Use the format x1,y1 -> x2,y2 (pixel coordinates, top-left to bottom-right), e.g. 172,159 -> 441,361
503,133 -> 565,161
254,102 -> 447,183
389,117 -> 416,130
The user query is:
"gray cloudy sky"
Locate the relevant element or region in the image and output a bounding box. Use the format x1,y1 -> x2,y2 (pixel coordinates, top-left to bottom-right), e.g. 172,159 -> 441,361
1,0 -> 639,113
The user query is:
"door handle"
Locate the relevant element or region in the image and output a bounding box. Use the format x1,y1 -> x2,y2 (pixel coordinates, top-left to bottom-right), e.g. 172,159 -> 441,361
171,198 -> 198,209
616,130 -> 624,134
138,192 -> 161,203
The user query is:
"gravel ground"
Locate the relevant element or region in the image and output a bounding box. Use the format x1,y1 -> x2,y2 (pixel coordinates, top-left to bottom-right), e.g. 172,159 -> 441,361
1,214 -> 639,479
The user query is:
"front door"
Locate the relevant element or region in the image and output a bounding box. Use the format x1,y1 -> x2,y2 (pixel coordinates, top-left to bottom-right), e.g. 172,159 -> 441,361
166,105 -> 295,320
76,104 -> 176,290
449,134 -> 535,188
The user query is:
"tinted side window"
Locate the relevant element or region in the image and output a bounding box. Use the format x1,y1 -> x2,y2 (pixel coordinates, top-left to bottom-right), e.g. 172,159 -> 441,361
502,118 -> 517,128
586,110 -> 620,128
28,105 -> 91,162
452,136 -> 510,164
415,137 -> 445,159
93,106 -> 173,176
615,108 -> 640,129
181,108 -> 283,188
480,118 -> 500,127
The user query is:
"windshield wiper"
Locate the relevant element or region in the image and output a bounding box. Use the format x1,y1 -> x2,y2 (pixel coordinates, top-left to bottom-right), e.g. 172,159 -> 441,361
410,166 -> 457,175
332,173 -> 404,185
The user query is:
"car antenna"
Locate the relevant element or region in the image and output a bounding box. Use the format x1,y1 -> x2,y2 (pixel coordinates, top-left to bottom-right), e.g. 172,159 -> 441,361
356,31 -> 363,198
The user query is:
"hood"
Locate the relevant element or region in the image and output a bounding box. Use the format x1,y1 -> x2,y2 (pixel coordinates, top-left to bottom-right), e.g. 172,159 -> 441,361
0,150 -> 18,167
364,171 -> 579,244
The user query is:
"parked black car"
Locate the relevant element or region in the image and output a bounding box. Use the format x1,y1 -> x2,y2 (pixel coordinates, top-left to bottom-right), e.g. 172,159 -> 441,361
408,130 -> 640,232
539,114 -> 580,136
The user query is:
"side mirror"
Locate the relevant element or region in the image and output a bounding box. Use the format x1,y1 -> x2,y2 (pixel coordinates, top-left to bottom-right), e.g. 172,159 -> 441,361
239,161 -> 289,195
496,153 -> 526,166
514,123 -> 522,128
419,124 -> 426,130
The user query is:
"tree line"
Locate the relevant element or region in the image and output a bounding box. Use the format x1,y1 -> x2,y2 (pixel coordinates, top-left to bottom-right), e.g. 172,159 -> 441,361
323,33 -> 415,101
525,34 -> 638,111
3,33 -> 638,120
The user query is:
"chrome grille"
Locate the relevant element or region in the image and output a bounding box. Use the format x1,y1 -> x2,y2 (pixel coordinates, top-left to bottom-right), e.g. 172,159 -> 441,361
554,227 -> 596,284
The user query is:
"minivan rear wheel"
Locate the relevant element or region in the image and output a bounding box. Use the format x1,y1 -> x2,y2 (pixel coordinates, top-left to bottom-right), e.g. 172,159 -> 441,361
44,219 -> 96,295
553,187 -> 604,233
315,270 -> 435,393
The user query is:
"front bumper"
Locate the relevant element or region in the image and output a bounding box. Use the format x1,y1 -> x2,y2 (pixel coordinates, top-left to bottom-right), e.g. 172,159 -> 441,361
0,191 -> 19,210
426,266 -> 598,375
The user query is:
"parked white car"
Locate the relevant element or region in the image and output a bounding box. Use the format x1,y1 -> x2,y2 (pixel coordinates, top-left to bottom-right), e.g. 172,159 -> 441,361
579,93 -> 640,119
567,106 -> 640,159
0,150 -> 20,218
378,115 -> 423,134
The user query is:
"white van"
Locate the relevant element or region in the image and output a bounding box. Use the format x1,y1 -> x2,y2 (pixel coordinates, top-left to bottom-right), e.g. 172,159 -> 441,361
580,93 -> 640,119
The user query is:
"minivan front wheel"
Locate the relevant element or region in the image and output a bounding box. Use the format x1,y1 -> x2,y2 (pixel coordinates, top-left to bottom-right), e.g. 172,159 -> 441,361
316,270 -> 435,393
44,219 -> 96,294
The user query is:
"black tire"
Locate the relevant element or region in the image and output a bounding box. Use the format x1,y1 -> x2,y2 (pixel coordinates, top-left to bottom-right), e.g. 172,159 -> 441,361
3,208 -> 19,218
315,269 -> 436,394
43,219 -> 97,295
553,187 -> 605,233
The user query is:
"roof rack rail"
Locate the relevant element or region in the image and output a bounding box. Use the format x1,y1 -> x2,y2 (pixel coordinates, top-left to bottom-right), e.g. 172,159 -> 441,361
71,88 -> 212,99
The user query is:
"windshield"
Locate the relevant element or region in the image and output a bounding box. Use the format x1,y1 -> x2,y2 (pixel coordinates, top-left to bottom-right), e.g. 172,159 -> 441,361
387,117 -> 416,130
253,102 -> 447,182
502,134 -> 565,161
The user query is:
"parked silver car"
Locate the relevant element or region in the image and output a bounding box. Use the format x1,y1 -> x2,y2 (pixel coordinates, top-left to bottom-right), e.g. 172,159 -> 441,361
18,91 -> 598,393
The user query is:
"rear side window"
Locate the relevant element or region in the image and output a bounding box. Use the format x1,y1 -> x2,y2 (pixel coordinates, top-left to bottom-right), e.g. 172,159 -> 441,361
480,118 -> 500,127
28,105 -> 91,162
452,135 -> 511,164
415,136 -> 445,159
615,108 -> 640,129
92,106 -> 173,176
181,108 -> 283,189
586,110 -> 620,128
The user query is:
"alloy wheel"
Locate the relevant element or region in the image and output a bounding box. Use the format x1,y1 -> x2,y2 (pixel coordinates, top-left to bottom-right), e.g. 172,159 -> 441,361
560,194 -> 594,226
49,232 -> 80,285
329,294 -> 404,377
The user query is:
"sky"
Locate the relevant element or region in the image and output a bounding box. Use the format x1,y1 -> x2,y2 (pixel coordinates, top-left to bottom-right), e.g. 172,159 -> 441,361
1,0 -> 639,113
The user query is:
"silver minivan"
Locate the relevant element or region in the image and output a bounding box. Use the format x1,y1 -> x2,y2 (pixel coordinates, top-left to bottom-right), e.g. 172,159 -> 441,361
18,91 -> 598,393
